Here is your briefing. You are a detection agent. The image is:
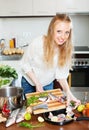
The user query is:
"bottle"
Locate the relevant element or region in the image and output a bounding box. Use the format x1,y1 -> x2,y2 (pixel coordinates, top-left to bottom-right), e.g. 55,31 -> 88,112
82,92 -> 89,117
0,39 -> 5,48
9,38 -> 16,48
83,92 -> 88,104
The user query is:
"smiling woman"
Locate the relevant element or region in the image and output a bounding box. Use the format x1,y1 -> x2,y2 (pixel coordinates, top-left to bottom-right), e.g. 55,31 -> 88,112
20,13 -> 80,106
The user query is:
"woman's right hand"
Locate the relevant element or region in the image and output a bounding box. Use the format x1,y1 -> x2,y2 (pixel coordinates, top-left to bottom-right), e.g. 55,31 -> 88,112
36,82 -> 44,92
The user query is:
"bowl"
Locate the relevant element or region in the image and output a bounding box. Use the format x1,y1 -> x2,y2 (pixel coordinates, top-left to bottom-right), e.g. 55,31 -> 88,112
0,86 -> 24,111
0,77 -> 13,88
43,109 -> 74,126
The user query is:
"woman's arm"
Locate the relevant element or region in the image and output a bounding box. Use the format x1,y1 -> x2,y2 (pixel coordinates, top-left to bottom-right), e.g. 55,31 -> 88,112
26,70 -> 44,92
21,42 -> 44,92
57,79 -> 80,106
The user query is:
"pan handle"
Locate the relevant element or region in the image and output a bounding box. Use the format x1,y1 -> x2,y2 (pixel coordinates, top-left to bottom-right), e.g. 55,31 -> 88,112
76,116 -> 89,121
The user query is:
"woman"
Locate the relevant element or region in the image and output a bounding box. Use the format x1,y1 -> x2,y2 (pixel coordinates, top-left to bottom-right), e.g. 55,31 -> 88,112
21,13 -> 80,105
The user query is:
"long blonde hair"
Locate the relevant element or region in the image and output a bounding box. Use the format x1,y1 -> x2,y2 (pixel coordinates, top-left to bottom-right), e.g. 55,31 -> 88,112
43,13 -> 73,67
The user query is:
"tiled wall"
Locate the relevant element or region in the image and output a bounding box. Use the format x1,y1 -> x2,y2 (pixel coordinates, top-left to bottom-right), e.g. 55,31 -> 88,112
0,15 -> 89,47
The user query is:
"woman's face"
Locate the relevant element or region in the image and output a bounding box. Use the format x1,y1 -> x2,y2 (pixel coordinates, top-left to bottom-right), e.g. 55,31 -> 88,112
53,20 -> 71,46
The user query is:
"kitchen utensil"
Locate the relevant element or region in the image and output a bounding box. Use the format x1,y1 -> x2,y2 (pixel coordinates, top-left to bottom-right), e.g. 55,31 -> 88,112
26,89 -> 66,114
43,108 -> 74,126
0,86 -> 24,111
76,116 -> 89,121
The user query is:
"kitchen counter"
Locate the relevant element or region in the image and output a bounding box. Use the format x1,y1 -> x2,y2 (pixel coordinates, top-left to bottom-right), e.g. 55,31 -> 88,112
1,113 -> 89,130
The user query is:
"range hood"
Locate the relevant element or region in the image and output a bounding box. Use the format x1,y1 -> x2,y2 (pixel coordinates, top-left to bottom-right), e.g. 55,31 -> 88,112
74,46 -> 89,54
74,46 -> 89,51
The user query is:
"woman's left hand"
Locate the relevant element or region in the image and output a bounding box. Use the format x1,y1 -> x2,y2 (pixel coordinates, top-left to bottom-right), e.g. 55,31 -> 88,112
67,94 -> 81,109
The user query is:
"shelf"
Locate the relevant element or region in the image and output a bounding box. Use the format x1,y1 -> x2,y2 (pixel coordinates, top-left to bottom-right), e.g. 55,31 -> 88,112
0,54 -> 23,60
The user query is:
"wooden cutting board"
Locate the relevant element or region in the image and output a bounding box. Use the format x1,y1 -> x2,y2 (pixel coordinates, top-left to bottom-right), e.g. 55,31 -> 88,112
26,89 -> 66,114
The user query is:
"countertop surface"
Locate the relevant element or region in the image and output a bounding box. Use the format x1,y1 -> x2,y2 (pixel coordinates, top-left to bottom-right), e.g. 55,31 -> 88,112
1,113 -> 89,130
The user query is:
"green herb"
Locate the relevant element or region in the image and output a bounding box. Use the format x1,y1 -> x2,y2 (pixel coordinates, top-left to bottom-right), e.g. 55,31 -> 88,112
0,65 -> 18,79
39,92 -> 48,97
19,122 -> 44,129
0,78 -> 11,87
70,100 -> 76,107
27,92 -> 48,107
27,95 -> 39,106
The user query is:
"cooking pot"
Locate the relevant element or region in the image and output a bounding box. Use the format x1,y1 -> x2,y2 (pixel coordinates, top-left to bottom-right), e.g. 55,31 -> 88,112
0,86 -> 24,111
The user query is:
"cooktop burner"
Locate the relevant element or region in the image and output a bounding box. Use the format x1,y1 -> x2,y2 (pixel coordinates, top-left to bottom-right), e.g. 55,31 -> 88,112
74,46 -> 89,51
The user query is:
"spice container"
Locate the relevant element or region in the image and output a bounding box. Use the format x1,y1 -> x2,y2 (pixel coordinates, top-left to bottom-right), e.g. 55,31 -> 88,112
9,38 -> 16,48
0,39 -> 5,53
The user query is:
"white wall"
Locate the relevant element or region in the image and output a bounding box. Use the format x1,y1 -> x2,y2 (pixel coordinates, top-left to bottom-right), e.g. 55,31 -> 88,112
72,15 -> 89,47
0,15 -> 89,47
0,17 -> 51,47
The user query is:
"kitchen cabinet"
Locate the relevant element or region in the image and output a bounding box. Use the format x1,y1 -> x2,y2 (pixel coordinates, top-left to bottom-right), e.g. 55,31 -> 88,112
0,0 -> 33,16
56,0 -> 89,13
0,0 -> 89,16
33,0 -> 89,16
76,0 -> 89,12
32,0 -> 89,16
33,0 -> 56,16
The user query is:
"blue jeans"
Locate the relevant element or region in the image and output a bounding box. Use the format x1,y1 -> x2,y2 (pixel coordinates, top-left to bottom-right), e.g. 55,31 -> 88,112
21,77 -> 53,94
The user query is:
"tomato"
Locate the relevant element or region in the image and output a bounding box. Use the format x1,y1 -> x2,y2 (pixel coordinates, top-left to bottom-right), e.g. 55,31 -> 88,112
2,103 -> 11,117
82,108 -> 86,116
82,108 -> 89,117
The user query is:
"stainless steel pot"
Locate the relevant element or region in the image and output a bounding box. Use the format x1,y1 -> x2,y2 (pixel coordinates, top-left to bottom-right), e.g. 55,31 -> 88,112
0,86 -> 24,110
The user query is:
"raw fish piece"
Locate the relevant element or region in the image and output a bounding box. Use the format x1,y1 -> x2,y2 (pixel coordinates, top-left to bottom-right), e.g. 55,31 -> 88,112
57,96 -> 66,103
51,116 -> 58,122
16,106 -> 26,123
32,103 -> 48,110
6,108 -> 20,127
38,96 -> 48,102
48,112 -> 53,119
48,93 -> 58,100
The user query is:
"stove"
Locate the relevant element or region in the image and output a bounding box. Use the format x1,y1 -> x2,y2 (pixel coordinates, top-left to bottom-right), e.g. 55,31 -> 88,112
72,46 -> 89,68
70,46 -> 89,88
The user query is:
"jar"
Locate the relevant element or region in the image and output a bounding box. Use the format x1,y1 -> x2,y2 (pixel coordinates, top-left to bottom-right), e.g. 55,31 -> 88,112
0,39 -> 5,48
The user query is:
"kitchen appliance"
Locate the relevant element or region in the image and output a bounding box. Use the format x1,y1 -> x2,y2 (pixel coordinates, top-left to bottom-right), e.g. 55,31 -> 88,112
0,86 -> 24,111
69,46 -> 89,88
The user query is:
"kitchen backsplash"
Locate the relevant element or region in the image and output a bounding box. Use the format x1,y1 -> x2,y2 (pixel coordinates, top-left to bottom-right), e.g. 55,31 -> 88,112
0,15 -> 89,47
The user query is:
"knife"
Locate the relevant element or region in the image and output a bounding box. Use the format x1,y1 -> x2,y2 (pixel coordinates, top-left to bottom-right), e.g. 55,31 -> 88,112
76,116 -> 89,121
